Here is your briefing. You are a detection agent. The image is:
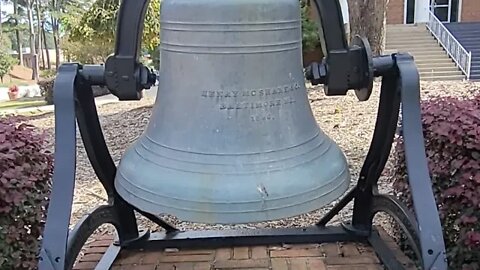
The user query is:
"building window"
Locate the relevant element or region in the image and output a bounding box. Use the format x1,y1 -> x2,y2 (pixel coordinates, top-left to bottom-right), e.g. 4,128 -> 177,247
406,0 -> 416,24
431,0 -> 460,22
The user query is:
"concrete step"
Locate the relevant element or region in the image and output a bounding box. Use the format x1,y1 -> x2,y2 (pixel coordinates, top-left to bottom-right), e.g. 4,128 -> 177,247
417,66 -> 461,72
413,56 -> 454,61
416,62 -> 457,68
386,40 -> 438,46
384,48 -> 446,55
386,32 -> 432,38
385,45 -> 442,50
419,70 -> 464,77
414,59 -> 457,65
386,32 -> 434,37
386,42 -> 437,48
410,53 -> 451,58
386,26 -> 428,32
385,24 -> 464,81
420,74 -> 466,81
386,36 -> 436,42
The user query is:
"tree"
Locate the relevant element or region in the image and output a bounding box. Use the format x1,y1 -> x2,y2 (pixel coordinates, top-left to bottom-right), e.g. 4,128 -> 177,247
68,0 -> 160,63
347,0 -> 388,55
0,51 -> 16,82
46,0 -> 90,68
12,0 -> 24,65
25,0 -> 39,80
0,0 -> 3,37
300,0 -> 321,52
35,0 -> 43,68
0,32 -> 12,52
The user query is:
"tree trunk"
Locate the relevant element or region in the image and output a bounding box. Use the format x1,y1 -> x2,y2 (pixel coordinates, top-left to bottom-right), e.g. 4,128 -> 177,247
27,0 -> 39,80
35,0 -> 44,69
347,0 -> 388,55
13,0 -> 24,65
42,21 -> 51,69
0,1 -> 3,38
51,15 -> 60,69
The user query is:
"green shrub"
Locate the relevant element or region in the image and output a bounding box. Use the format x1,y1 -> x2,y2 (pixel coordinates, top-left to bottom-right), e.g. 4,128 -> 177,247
38,78 -> 55,105
300,0 -> 321,52
0,51 -> 17,83
388,94 -> 480,269
40,69 -> 57,79
0,116 -> 53,269
38,76 -> 111,105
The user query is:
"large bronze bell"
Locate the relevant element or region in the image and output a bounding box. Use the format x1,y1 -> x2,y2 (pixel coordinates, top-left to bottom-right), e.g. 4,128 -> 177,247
114,0 -> 351,224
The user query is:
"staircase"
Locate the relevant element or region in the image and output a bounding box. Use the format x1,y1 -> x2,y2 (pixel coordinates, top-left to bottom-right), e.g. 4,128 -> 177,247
444,22 -> 480,81
385,24 -> 465,81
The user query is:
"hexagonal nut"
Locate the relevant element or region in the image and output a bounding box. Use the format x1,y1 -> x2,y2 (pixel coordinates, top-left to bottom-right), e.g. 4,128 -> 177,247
305,62 -> 326,85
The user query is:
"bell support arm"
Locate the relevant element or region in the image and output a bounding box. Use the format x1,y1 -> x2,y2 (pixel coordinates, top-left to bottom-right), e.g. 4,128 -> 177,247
39,1 -> 174,268
305,2 -> 448,269
104,0 -> 156,100
359,54 -> 448,269
39,63 -> 177,270
306,0 -> 374,101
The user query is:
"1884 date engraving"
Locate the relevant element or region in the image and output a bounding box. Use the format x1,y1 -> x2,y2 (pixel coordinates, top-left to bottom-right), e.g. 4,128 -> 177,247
200,81 -> 302,122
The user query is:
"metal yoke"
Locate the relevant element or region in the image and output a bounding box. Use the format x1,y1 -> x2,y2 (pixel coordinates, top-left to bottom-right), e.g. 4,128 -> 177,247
38,0 -> 448,269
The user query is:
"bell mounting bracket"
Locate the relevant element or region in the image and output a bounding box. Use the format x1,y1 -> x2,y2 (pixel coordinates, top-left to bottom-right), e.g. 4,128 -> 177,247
38,0 -> 448,270
305,0 -> 374,101
104,0 -> 157,100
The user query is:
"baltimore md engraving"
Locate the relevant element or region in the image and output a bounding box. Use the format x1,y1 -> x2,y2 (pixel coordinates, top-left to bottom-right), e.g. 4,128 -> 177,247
200,81 -> 302,122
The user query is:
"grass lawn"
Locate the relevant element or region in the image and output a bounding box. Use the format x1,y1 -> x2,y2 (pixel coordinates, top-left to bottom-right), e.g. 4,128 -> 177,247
0,78 -> 32,88
0,97 -> 47,111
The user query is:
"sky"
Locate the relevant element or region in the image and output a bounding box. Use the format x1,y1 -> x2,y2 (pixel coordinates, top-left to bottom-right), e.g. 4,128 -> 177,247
1,2 -> 14,19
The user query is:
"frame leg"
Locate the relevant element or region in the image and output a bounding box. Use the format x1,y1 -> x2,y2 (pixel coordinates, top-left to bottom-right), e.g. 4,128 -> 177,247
395,54 -> 447,269
39,64 -> 80,270
38,64 -> 175,270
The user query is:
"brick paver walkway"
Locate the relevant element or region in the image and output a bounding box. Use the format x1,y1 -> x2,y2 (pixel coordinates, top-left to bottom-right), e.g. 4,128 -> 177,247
73,229 -> 415,270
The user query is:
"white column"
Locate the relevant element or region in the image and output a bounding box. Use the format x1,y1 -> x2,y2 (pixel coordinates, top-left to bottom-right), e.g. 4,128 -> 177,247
415,0 -> 431,23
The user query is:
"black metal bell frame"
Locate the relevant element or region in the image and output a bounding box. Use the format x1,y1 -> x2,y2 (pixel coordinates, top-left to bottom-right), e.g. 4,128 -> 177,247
38,0 -> 448,269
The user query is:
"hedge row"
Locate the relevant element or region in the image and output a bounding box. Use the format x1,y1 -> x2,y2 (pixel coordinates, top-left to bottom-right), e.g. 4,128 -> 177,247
0,116 -> 53,269
388,94 -> 480,269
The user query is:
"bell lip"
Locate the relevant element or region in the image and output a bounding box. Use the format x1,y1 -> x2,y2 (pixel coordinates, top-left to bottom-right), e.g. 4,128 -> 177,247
115,171 -> 351,224
114,142 -> 352,224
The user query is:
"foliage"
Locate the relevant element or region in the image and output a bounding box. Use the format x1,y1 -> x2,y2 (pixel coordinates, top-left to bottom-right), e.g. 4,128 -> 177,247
54,0 -> 92,33
0,116 -> 53,270
40,68 -> 56,78
61,35 -> 113,64
69,0 -> 161,53
0,50 -> 17,82
300,0 -> 321,52
388,94 -> 480,269
39,76 -> 110,105
38,76 -> 54,104
0,33 -> 13,52
149,45 -> 161,69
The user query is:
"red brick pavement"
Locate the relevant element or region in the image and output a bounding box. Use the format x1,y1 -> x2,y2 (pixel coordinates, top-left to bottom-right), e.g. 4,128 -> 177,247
73,228 -> 416,270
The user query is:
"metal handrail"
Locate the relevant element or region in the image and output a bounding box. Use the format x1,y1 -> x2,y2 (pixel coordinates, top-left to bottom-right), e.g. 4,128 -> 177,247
426,11 -> 472,79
